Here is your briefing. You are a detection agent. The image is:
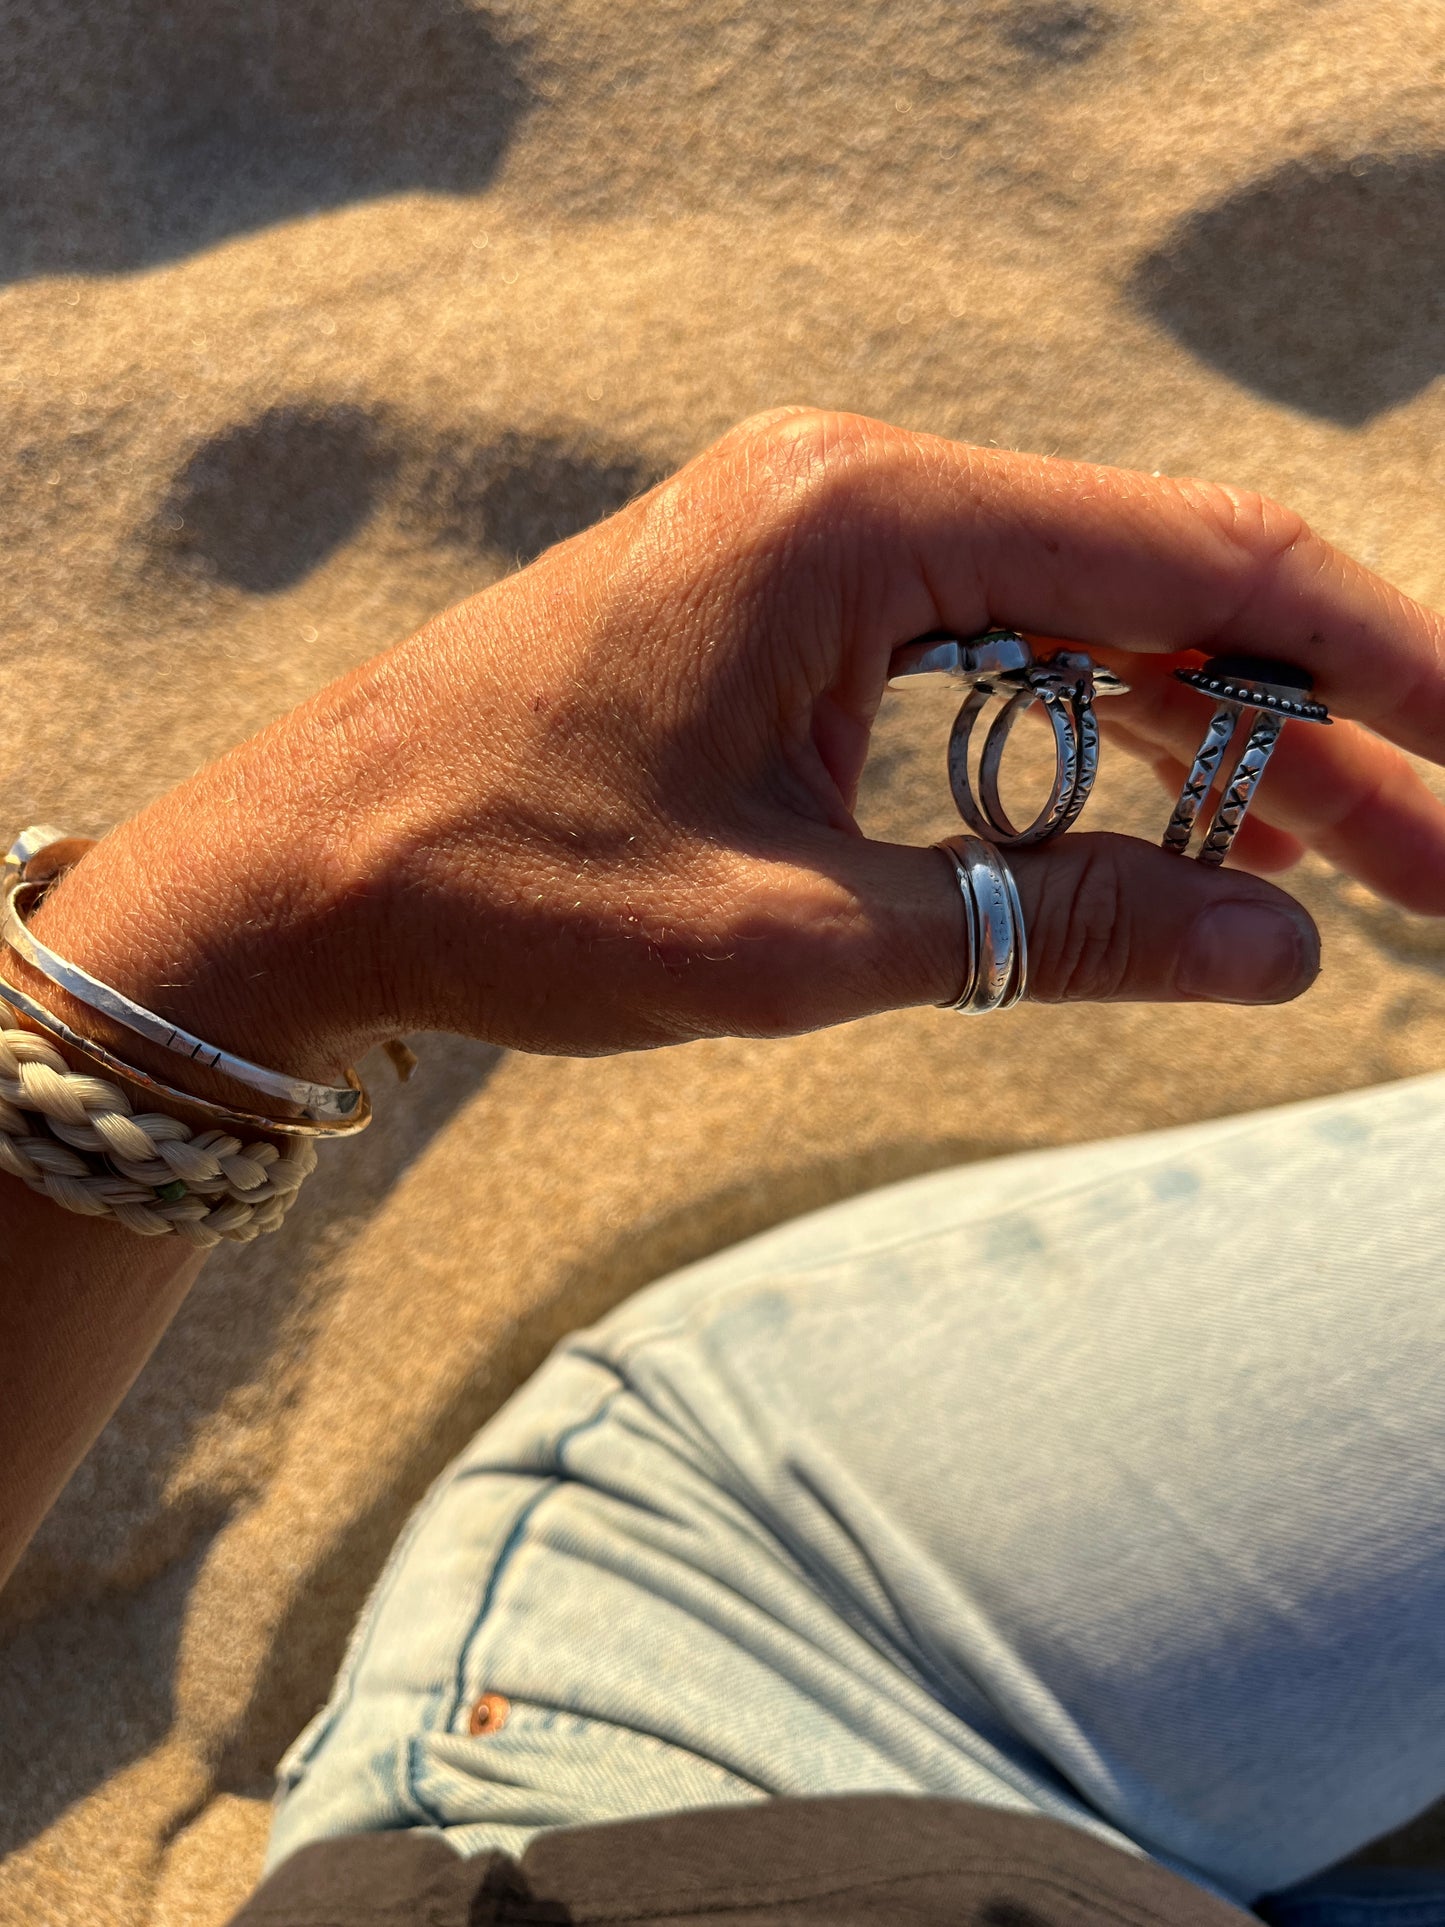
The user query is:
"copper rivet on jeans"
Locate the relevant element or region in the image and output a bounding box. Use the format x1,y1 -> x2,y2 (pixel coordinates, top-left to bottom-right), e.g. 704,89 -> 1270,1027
468,1692 -> 510,1737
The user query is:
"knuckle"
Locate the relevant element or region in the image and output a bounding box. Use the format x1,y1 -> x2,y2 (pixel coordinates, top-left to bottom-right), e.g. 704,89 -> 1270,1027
629,409 -> 908,635
737,404 -> 869,461
728,403 -> 822,442
1174,476 -> 1315,571
644,410 -> 884,570
728,407 -> 886,524
719,412 -> 909,611
1035,847 -> 1135,1002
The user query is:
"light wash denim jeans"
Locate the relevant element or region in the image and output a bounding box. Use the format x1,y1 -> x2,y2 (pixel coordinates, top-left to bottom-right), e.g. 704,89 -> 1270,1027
267,1072 -> 1445,1923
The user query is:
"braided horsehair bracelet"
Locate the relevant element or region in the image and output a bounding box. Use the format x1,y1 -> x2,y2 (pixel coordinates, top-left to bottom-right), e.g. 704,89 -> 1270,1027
0,1017 -> 316,1246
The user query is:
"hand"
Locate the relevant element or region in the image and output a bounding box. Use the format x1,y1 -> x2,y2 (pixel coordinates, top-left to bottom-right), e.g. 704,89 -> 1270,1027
23,410 -> 1445,1079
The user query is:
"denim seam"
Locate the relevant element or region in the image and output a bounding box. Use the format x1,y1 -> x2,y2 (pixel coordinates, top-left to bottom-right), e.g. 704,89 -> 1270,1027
428,1698 -> 773,1798
586,1119 -> 1292,1370
541,1345 -> 1100,1834
405,1386 -> 625,1827
609,1070 -> 1438,1355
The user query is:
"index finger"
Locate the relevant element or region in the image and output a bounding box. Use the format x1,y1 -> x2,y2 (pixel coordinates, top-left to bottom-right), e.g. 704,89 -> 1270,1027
778,414 -> 1445,764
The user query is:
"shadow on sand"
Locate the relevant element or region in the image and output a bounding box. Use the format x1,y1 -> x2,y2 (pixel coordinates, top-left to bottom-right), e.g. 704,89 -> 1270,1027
1130,152 -> 1445,426
0,0 -> 532,281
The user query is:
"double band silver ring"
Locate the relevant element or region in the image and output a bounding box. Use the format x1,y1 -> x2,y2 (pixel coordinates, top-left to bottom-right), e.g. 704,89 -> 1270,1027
1163,655 -> 1331,865
935,834 -> 1029,1013
889,628 -> 1127,846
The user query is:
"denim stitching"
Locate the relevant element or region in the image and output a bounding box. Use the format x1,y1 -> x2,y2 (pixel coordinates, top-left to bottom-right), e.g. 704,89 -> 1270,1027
405,1387 -> 624,1825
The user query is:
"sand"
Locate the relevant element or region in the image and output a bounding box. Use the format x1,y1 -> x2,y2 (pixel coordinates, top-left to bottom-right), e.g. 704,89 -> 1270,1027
2,1 -> 1445,1919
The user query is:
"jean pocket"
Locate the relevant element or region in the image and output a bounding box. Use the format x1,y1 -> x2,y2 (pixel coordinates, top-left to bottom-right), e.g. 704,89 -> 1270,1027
272,1702 -> 339,1800
407,1699 -> 763,1835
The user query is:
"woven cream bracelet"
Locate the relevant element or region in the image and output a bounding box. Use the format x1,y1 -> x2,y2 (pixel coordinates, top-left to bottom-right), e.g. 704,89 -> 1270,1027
0,1023 -> 316,1246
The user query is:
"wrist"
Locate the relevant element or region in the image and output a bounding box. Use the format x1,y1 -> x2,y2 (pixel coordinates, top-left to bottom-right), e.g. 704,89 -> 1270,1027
4,568 -> 549,1090
5,738 -> 396,1112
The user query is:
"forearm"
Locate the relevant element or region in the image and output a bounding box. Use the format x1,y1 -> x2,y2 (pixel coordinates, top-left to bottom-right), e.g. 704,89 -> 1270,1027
0,1184 -> 203,1588
0,570 -> 563,1587
0,671 -> 399,1587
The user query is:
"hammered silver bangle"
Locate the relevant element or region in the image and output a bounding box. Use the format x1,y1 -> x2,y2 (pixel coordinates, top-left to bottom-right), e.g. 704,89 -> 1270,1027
2,829 -> 363,1126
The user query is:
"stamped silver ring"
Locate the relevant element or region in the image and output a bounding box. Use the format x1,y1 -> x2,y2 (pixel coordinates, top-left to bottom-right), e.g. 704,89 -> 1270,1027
934,833 -> 1029,1013
889,628 -> 1127,847
1163,655 -> 1331,866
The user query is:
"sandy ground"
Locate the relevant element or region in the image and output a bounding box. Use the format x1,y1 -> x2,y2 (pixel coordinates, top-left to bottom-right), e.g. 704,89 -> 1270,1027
2,1 -> 1445,1920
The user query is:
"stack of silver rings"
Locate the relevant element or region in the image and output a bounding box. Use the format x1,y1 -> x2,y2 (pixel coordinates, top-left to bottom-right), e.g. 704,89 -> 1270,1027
888,626 -> 1330,1017
889,628 -> 1106,1017
934,834 -> 1029,1013
887,628 -> 1128,848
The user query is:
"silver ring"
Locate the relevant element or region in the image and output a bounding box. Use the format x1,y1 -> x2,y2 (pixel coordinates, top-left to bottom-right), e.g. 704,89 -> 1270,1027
890,631 -> 1125,848
887,627 -> 1034,687
981,671 -> 1087,843
935,834 -> 1029,1013
948,656 -> 1113,847
1163,655 -> 1331,864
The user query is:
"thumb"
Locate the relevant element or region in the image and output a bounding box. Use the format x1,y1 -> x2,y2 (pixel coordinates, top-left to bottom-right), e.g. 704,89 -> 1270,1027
822,831 -> 1320,1014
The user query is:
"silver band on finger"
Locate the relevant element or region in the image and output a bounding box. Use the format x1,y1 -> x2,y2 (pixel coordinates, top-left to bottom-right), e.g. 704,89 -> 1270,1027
1163,655 -> 1331,863
1198,711 -> 1284,867
978,689 -> 1078,847
936,645 -> 1125,848
935,834 -> 1029,1013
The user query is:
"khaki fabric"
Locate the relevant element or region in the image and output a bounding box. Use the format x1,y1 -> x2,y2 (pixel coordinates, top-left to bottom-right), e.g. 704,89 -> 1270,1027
229,1799 -> 1251,1926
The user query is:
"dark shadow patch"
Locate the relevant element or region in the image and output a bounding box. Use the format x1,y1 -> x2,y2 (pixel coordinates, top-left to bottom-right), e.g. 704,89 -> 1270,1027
999,2 -> 1116,63
0,0 -> 533,282
151,418 -> 662,595
0,1547 -> 201,1853
157,405 -> 396,592
1130,153 -> 1445,425
406,432 -> 662,568
981,1903 -> 1053,1927
470,1858 -> 550,1921
1343,1796 -> 1445,1870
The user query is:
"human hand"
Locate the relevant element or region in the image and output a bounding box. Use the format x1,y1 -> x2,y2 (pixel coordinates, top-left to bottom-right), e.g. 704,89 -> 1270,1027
24,410 -> 1445,1080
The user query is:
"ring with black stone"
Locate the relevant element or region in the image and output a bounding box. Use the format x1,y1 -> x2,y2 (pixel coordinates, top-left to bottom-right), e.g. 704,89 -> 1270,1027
1163,654 -> 1332,866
